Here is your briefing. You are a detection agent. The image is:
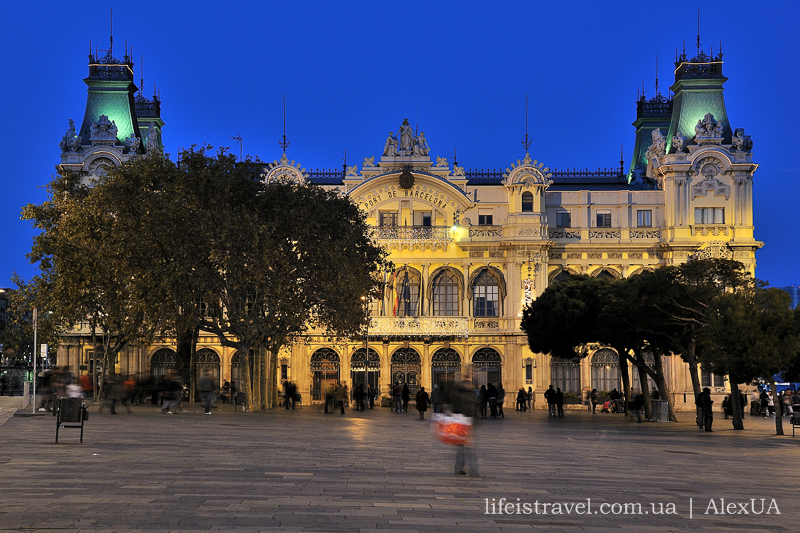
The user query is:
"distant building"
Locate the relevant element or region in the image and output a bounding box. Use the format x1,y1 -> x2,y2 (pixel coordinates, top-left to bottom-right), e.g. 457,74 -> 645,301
56,34 -> 760,410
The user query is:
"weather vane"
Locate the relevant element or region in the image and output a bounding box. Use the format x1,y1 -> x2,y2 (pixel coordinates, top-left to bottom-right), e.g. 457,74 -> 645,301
521,94 -> 531,152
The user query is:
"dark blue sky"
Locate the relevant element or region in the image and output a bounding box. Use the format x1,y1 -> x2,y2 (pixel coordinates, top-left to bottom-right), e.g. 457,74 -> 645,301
1,1 -> 797,288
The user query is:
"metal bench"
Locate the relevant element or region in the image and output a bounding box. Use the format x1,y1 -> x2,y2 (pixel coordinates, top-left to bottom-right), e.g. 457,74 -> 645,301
791,412 -> 800,437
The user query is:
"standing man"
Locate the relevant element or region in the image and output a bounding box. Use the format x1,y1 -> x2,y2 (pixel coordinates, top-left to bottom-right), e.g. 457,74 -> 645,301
700,387 -> 714,431
334,382 -> 346,415
199,371 -> 217,415
544,384 -> 556,418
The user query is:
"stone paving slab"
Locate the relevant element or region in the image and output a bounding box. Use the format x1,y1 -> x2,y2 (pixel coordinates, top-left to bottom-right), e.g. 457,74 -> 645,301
0,403 -> 796,532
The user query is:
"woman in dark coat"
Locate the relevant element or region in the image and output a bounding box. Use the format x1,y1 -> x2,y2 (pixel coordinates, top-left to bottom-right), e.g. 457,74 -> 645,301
416,387 -> 430,419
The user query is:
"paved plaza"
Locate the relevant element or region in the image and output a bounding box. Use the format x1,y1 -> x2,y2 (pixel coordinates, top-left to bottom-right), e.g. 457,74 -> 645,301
0,398 -> 796,533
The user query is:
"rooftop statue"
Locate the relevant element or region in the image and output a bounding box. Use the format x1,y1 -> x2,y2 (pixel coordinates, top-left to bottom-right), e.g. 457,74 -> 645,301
695,113 -> 724,138
398,119 -> 414,153
89,115 -> 118,141
414,132 -> 430,156
731,128 -> 753,152
672,131 -> 686,153
125,134 -> 141,154
383,132 -> 398,156
146,123 -> 161,155
645,129 -> 666,179
59,119 -> 82,152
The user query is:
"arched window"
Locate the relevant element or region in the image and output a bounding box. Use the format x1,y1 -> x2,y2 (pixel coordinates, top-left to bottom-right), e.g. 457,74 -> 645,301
393,268 -> 421,317
521,191 -> 534,212
591,348 -> 620,392
150,348 -> 176,381
472,347 -> 502,387
310,348 -> 340,401
473,270 -> 499,317
594,269 -> 617,280
432,270 -> 459,316
550,269 -> 572,284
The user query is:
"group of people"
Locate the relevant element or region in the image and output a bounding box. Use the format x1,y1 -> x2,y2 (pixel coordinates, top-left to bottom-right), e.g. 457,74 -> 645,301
755,388 -> 800,418
515,387 -> 533,411
543,384 -> 565,417
477,383 -> 506,418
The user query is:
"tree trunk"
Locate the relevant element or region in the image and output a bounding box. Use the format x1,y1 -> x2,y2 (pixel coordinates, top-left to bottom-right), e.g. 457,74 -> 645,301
686,339 -> 702,401
269,350 -> 279,408
653,352 -> 677,422
239,346 -> 253,412
188,327 -> 199,403
770,379 -> 784,436
251,348 -> 261,411
635,355 -> 652,419
616,347 -> 631,413
730,384 -> 744,430
260,347 -> 268,411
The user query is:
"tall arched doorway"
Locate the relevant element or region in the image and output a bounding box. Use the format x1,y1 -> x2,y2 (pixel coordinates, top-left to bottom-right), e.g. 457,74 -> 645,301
472,347 -> 502,387
194,348 -> 221,397
351,347 -> 380,392
310,348 -> 340,402
431,348 -> 461,392
150,348 -> 176,382
391,348 -> 421,397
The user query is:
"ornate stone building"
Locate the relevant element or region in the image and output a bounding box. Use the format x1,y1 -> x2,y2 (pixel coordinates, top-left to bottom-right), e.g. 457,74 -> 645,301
56,42 -> 759,410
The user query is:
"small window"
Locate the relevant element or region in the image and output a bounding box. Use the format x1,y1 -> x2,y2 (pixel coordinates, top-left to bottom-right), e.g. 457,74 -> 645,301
521,192 -> 534,212
596,210 -> 612,228
525,361 -> 533,384
556,211 -> 571,228
637,210 -> 652,227
413,211 -> 432,226
478,208 -> 493,226
380,212 -> 398,227
695,207 -> 724,224
281,364 -> 288,381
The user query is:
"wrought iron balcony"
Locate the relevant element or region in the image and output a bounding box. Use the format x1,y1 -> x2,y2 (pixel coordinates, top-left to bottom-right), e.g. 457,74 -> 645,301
371,226 -> 453,250
368,316 -> 469,338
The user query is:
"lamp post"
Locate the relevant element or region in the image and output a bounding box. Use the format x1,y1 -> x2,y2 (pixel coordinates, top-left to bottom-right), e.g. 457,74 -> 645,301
32,306 -> 37,414
361,295 -> 369,410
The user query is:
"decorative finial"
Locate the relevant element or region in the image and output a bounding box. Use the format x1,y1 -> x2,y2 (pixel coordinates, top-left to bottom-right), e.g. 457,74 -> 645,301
279,95 -> 290,153
696,8 -> 701,57
619,145 -> 625,176
654,55 -> 659,95
453,148 -> 458,167
109,9 -> 113,57
231,135 -> 243,161
342,148 -> 347,178
521,94 -> 531,152
139,55 -> 144,95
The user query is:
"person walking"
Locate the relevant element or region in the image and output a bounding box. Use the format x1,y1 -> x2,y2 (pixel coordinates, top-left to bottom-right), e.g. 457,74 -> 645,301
334,382 -> 346,415
199,370 -> 217,415
496,383 -> 505,418
526,387 -> 533,411
449,379 -> 479,477
402,384 -> 410,413
431,383 -> 444,414
545,384 -> 556,418
416,387 -> 430,419
392,383 -> 403,412
479,385 -> 488,417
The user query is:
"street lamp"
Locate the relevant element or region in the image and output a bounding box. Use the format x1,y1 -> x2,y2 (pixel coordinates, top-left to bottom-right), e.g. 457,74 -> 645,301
32,307 -> 37,414
361,295 -> 370,410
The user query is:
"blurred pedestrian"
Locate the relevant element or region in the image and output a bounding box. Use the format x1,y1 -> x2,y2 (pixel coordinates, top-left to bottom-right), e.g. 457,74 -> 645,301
496,383 -> 505,418
431,383 -> 444,414
402,384 -> 410,412
199,371 -> 217,415
334,382 -> 346,414
555,387 -> 564,417
449,379 -> 479,477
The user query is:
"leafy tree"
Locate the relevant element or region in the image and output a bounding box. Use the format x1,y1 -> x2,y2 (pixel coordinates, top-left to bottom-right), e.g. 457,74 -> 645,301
702,287 -> 799,434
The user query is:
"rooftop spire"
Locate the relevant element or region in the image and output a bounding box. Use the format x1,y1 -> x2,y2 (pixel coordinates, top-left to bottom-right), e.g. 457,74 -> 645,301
279,95 -> 290,153
109,9 -> 113,58
521,94 -> 531,152
696,8 -> 700,57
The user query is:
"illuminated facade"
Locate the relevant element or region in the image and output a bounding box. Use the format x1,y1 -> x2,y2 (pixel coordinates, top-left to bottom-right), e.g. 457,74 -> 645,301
56,43 -> 760,410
